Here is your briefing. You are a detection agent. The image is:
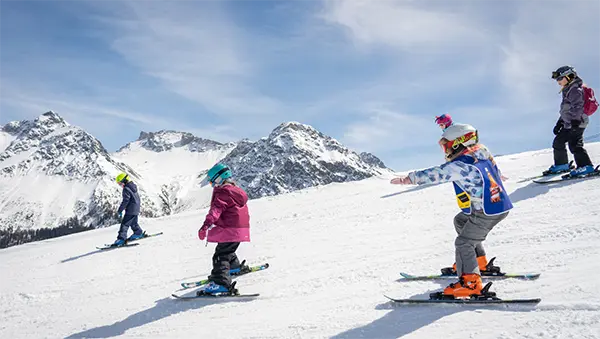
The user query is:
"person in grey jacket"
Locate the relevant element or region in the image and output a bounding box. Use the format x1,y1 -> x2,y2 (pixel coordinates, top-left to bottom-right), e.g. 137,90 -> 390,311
546,66 -> 595,177
113,172 -> 145,246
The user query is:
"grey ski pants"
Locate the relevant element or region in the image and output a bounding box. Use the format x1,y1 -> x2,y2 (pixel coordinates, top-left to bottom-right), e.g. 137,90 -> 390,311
454,210 -> 508,276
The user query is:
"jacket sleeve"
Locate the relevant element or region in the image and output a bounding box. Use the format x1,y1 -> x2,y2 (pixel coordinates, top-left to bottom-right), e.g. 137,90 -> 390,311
117,188 -> 131,214
202,191 -> 231,228
562,86 -> 585,128
408,161 -> 469,185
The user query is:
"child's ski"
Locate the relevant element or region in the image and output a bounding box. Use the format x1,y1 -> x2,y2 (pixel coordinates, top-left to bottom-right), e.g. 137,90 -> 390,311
384,295 -> 541,305
128,231 -> 164,242
385,282 -> 540,305
172,281 -> 259,300
533,166 -> 600,184
96,243 -> 140,250
180,262 -> 269,289
517,161 -> 575,183
399,272 -> 540,281
171,292 -> 260,300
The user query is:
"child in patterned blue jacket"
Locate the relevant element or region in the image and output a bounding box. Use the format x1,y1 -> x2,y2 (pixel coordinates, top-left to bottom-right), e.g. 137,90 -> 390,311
392,123 -> 513,298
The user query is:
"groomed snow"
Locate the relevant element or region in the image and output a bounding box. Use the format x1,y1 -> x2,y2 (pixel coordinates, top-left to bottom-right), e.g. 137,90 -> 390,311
1,143 -> 599,339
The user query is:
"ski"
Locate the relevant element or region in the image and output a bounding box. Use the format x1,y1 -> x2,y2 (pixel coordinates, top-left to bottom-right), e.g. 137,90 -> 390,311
127,231 -> 164,242
180,262 -> 269,289
171,292 -> 260,300
399,272 -> 540,281
172,281 -> 259,300
384,295 -> 541,305
517,161 -> 575,183
533,166 -> 600,184
386,282 -> 541,305
96,243 -> 140,250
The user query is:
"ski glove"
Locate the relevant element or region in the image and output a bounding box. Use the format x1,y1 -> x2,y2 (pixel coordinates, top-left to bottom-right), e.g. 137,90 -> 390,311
390,176 -> 412,185
117,211 -> 124,221
198,226 -> 208,241
553,120 -> 563,135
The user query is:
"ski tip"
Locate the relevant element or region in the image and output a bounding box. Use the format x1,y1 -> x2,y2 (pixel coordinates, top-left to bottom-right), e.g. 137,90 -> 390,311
519,273 -> 541,280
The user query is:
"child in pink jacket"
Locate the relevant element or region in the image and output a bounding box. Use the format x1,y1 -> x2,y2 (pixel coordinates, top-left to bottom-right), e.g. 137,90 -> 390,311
198,163 -> 250,295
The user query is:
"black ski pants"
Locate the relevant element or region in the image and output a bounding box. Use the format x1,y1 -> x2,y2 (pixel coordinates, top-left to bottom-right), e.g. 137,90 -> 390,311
117,215 -> 143,240
553,127 -> 592,168
209,242 -> 241,288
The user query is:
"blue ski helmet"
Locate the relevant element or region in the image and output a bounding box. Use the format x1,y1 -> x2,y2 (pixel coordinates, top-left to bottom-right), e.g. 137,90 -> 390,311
206,163 -> 232,186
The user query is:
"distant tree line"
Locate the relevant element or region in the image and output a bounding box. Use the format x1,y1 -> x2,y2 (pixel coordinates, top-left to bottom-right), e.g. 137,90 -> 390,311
0,217 -> 95,249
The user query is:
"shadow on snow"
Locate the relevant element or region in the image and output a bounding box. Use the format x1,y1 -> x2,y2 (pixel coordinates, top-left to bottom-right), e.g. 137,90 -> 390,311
65,296 -> 254,338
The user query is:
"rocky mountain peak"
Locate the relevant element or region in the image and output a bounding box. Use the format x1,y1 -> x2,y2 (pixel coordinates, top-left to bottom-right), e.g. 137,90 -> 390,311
218,122 -> 391,199
123,130 -> 224,153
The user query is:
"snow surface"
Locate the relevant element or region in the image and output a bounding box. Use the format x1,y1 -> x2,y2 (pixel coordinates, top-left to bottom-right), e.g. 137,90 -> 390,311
1,143 -> 600,339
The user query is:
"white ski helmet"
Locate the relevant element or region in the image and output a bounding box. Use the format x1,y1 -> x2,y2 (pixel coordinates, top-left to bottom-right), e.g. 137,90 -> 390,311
439,123 -> 479,161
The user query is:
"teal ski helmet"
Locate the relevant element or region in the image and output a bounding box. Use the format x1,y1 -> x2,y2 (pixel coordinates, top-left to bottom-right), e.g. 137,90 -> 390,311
206,163 -> 232,186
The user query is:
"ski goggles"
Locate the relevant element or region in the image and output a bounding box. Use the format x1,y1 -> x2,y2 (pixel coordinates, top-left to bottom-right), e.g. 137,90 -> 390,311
438,131 -> 478,154
551,71 -> 568,81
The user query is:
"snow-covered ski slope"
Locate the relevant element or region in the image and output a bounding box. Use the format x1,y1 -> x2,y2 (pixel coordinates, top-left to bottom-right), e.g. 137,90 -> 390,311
2,142 -> 600,339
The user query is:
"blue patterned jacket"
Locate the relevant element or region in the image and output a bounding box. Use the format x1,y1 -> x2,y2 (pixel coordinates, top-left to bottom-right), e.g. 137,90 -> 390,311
408,145 -> 512,215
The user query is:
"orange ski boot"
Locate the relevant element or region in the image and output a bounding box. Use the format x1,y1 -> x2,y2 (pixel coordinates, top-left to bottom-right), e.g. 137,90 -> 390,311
442,273 -> 483,298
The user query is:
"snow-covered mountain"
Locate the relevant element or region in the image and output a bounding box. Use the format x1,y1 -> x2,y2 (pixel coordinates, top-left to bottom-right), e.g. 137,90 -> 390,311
0,112 -> 162,248
113,131 -> 235,214
0,114 -> 390,248
218,122 -> 391,199
2,143 -> 599,339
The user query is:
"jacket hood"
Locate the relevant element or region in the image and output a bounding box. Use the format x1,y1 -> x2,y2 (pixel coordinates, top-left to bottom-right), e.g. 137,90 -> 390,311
220,184 -> 247,206
125,181 -> 138,193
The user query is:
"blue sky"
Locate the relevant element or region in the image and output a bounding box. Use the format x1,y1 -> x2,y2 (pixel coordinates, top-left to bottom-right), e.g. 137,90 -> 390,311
1,0 -> 599,171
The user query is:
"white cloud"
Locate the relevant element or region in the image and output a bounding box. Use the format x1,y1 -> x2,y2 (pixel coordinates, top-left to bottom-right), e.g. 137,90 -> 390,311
0,84 -> 238,145
94,1 -> 284,117
343,105 -> 439,152
498,0 -> 600,111
323,0 -> 599,159
321,0 -> 485,51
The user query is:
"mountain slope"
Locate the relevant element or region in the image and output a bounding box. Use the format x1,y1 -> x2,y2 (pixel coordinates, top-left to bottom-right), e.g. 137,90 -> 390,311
2,142 -> 598,339
0,112 -> 161,248
219,122 -> 391,199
